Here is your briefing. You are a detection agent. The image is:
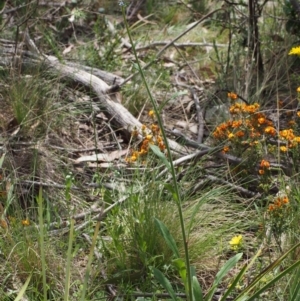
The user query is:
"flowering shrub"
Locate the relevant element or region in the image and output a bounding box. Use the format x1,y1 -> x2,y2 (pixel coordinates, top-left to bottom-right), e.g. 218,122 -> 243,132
267,195 -> 291,236
126,111 -> 165,163
212,92 -> 300,179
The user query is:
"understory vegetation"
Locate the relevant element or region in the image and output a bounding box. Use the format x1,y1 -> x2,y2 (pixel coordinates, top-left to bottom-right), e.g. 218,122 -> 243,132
1,0 -> 300,300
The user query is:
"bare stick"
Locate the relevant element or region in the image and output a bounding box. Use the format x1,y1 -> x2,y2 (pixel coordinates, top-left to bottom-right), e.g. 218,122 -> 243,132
121,8 -> 223,85
133,41 -> 227,52
191,88 -> 205,143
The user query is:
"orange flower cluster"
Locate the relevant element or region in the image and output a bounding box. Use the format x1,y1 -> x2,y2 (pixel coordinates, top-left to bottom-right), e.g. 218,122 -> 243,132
213,103 -> 274,146
279,129 -> 294,141
267,195 -> 291,235
268,196 -> 289,212
214,95 -> 300,163
126,123 -> 165,163
258,159 -> 270,175
229,103 -> 260,115
227,92 -> 238,100
276,129 -> 300,151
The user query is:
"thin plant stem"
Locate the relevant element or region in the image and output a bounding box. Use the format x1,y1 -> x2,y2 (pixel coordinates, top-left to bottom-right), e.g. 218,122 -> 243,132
37,187 -> 48,301
64,219 -> 75,301
121,6 -> 192,300
80,218 -> 101,301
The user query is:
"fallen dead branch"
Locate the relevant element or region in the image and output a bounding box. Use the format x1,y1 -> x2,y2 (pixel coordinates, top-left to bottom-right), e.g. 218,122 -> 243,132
0,38 -> 187,156
133,41 -> 227,52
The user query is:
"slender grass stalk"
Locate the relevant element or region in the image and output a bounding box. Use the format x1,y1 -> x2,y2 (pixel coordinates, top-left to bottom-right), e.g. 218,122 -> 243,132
37,187 -> 48,301
64,219 -> 75,301
121,5 -> 192,300
14,273 -> 32,301
80,218 -> 101,301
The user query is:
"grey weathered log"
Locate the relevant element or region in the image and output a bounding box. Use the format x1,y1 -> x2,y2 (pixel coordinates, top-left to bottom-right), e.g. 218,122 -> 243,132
0,41 -> 187,155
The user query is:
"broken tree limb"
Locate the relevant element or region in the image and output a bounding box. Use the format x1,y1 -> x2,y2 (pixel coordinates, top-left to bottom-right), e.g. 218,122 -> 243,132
0,39 -> 187,155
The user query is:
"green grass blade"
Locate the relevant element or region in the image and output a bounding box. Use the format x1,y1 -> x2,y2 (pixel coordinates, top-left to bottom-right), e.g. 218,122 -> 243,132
80,219 -> 101,301
220,248 -> 263,301
214,253 -> 243,285
64,219 -> 75,301
37,187 -> 48,301
242,259 -> 300,301
154,218 -> 179,258
192,275 -> 203,301
150,144 -> 171,171
205,253 -> 243,301
288,267 -> 300,300
153,267 -> 177,301
14,273 -> 32,301
220,263 -> 248,301
234,242 -> 300,299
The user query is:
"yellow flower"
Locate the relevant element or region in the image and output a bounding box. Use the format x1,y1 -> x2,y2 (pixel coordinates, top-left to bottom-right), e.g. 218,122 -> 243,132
264,126 -> 276,136
260,159 -> 270,169
139,149 -> 148,156
236,130 -> 245,137
297,111 -> 300,117
258,169 -> 265,175
268,204 -> 275,211
22,219 -> 30,226
279,129 -> 294,141
288,46 -> 300,55
280,146 -> 288,152
158,142 -> 165,151
297,87 -> 300,93
130,155 -> 137,162
257,117 -> 266,124
222,146 -> 229,153
151,124 -> 159,133
228,132 -> 235,139
282,196 -> 289,204
244,103 -> 260,113
231,120 -> 242,128
229,235 -> 243,251
227,92 -> 238,100
148,110 -> 155,118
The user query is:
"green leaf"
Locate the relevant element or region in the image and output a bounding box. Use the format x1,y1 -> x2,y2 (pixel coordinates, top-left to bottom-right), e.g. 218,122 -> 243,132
0,0 -> 5,11
205,253 -> 243,301
214,253 -> 243,285
164,183 -> 179,202
155,218 -> 179,258
234,242 -> 300,301
192,275 -> 203,301
150,144 -> 171,171
173,258 -> 187,286
289,268 -> 300,300
245,259 -> 300,301
220,263 -> 247,301
153,267 -> 177,301
220,248 -> 262,301
14,273 -> 32,301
